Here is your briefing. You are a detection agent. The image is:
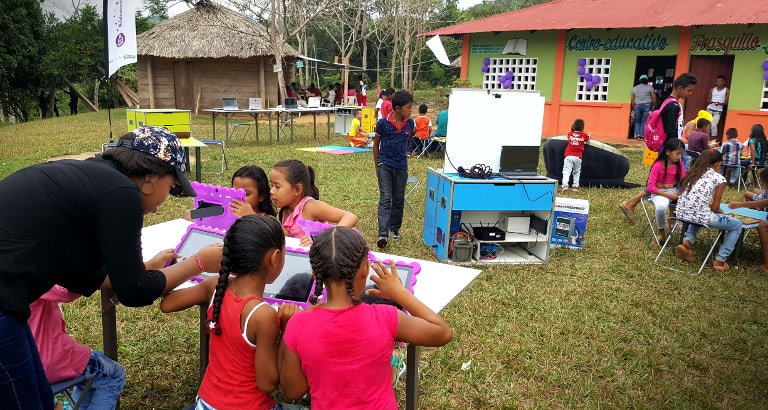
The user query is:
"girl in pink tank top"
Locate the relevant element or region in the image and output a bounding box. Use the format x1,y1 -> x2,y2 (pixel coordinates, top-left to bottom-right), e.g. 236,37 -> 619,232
160,215 -> 301,410
270,159 -> 359,246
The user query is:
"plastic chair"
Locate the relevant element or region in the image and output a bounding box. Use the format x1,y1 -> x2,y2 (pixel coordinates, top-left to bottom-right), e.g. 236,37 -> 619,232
51,374 -> 95,410
345,96 -> 358,106
654,217 -> 723,275
405,176 -> 421,217
201,140 -> 226,173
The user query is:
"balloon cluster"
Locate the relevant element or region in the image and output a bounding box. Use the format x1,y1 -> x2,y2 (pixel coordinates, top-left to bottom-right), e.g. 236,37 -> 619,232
763,60 -> 768,82
480,57 -> 514,88
577,58 -> 602,91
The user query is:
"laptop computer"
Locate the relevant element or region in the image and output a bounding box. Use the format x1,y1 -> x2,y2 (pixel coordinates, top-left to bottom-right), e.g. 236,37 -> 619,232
499,145 -> 542,177
221,98 -> 238,110
307,96 -> 321,108
248,98 -> 262,110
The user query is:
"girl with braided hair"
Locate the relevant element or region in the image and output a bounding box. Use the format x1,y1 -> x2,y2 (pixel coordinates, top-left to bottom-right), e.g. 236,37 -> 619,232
270,158 -> 358,246
160,215 -> 304,410
280,227 -> 452,409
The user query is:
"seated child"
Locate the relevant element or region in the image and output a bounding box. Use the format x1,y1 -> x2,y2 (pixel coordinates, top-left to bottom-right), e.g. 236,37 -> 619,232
280,227 -> 453,409
675,149 -> 742,271
646,138 -> 686,245
720,128 -> 746,185
686,118 -> 712,153
408,104 -> 433,157
348,109 -> 369,148
270,159 -> 359,246
729,167 -> 768,272
29,249 -> 177,409
160,215 -> 304,410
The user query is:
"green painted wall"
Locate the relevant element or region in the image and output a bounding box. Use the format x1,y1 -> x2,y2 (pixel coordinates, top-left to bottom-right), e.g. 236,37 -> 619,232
691,24 -> 768,111
467,31 -> 558,100
561,28 -> 680,103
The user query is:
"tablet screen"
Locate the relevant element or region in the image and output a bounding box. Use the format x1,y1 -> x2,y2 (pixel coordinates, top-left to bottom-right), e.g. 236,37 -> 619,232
175,229 -> 225,273
264,251 -> 314,303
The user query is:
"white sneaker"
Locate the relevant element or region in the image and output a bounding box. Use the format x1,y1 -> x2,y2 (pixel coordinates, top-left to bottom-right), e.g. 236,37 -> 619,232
561,186 -> 568,192
571,186 -> 579,191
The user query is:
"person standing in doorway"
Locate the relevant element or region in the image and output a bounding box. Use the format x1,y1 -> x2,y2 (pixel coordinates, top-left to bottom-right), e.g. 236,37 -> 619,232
68,87 -> 78,115
630,74 -> 656,140
706,75 -> 729,143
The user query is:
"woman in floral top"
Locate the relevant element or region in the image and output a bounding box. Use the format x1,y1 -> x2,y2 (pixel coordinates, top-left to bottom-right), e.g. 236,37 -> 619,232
674,149 -> 743,271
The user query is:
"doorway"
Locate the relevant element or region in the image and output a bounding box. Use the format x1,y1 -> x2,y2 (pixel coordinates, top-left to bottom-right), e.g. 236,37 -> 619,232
686,55 -> 735,142
628,56 -> 677,139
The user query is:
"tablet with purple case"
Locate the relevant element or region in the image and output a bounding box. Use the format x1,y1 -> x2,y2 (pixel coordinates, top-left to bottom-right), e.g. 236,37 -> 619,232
190,182 -> 245,231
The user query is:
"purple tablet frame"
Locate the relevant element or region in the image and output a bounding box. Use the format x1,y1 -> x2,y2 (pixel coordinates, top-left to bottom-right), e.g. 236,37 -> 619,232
263,246 -> 321,309
190,181 -> 245,231
167,224 -> 226,280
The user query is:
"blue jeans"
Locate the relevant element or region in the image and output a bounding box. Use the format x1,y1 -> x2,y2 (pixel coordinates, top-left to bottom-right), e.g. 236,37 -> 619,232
683,214 -> 743,262
71,350 -> 125,410
0,310 -> 54,410
377,164 -> 408,237
634,103 -> 651,137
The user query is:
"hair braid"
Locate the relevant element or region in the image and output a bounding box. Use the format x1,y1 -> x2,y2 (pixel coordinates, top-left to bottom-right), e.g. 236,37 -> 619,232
209,236 -> 232,336
309,227 -> 369,305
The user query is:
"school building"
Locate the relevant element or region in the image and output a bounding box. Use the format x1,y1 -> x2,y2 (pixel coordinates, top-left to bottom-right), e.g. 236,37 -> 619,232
424,0 -> 768,141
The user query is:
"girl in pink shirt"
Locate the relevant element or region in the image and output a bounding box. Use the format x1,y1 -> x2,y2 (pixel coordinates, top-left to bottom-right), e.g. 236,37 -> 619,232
270,159 -> 358,246
280,227 -> 452,410
647,138 -> 686,245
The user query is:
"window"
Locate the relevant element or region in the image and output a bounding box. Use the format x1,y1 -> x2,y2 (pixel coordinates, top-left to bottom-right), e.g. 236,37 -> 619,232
761,80 -> 768,109
482,58 -> 538,91
576,57 -> 611,102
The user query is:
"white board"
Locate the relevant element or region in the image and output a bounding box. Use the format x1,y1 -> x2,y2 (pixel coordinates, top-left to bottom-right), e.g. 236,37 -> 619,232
443,89 -> 545,173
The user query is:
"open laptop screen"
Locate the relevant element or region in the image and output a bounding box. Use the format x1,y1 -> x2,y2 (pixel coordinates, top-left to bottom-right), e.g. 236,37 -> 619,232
499,145 -> 539,174
221,98 -> 238,110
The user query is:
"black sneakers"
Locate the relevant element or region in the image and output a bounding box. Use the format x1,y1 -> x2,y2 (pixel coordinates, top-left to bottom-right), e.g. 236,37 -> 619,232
376,236 -> 388,249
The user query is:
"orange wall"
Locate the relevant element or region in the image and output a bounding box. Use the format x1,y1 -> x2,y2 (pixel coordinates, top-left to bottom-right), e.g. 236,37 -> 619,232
724,110 -> 768,143
543,102 -> 631,139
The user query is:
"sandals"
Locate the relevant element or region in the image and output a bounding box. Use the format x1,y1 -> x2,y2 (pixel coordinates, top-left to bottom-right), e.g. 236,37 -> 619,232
712,260 -> 730,272
619,202 -> 636,223
675,243 -> 695,263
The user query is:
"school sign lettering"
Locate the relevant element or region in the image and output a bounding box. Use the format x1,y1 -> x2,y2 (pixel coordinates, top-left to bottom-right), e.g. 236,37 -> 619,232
689,33 -> 761,54
566,34 -> 669,51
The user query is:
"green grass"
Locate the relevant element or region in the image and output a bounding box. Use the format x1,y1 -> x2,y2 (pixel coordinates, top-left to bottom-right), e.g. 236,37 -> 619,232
2,110 -> 768,409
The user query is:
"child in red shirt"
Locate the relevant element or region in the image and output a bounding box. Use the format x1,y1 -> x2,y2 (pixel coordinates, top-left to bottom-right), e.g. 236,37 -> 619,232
562,118 -> 591,191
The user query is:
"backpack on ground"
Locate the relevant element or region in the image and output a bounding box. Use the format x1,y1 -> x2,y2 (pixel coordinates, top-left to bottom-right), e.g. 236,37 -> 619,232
644,98 -> 676,152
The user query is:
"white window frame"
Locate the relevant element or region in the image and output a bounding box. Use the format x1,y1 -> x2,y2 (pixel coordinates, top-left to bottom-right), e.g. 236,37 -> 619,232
482,58 -> 538,91
575,57 -> 611,102
761,80 -> 768,109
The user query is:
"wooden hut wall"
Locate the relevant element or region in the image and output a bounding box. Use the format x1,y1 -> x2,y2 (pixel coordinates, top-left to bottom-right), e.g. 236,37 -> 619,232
138,56 -> 280,110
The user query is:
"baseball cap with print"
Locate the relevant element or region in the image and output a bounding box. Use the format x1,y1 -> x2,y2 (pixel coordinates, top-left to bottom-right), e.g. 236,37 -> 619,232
118,126 -> 196,197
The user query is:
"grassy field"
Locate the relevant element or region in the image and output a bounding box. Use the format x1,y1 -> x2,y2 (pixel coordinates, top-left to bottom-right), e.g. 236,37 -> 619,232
1,107 -> 767,409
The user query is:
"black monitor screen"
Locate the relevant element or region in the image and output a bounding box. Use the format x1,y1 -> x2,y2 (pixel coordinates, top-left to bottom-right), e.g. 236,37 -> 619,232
499,145 -> 539,173
264,251 -> 314,302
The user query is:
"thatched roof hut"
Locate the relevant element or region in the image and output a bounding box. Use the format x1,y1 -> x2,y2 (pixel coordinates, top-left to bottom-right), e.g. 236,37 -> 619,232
136,1 -> 299,112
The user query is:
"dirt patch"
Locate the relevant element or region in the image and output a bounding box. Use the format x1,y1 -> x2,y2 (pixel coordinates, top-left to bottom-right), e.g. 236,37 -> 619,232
46,152 -> 100,162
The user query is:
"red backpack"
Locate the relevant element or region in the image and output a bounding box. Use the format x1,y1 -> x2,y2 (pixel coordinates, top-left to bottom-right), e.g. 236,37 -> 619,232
644,98 -> 676,152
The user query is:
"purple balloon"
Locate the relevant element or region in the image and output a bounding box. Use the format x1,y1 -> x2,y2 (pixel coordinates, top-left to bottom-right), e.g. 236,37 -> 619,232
483,57 -> 491,66
508,71 -> 515,80
578,58 -> 586,66
762,60 -> 768,70
481,65 -> 489,73
764,70 -> 768,81
498,76 -> 506,84
584,73 -> 593,82
577,66 -> 586,76
504,80 -> 513,89
585,82 -> 594,91
592,75 -> 601,84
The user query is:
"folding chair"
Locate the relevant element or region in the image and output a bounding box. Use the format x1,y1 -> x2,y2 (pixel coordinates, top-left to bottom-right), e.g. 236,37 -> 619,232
744,163 -> 767,191
721,143 -> 747,191
405,176 -> 421,217
227,121 -> 251,143
419,136 -> 446,158
51,374 -> 95,410
409,136 -> 429,158
100,142 -> 117,152
654,217 -> 723,275
201,140 -> 227,173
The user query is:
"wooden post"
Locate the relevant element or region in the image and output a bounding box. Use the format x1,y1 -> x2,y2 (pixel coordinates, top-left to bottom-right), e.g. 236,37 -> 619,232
147,57 -> 155,109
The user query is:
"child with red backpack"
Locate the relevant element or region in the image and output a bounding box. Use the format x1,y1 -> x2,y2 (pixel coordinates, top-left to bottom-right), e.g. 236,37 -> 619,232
619,73 -> 697,221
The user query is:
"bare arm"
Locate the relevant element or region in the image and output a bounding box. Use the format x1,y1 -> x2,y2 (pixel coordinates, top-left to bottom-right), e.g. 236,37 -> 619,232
159,244 -> 222,294
368,260 -> 452,347
159,276 -> 217,313
280,345 -> 309,399
710,182 -> 727,213
250,302 -> 280,394
303,200 -> 358,228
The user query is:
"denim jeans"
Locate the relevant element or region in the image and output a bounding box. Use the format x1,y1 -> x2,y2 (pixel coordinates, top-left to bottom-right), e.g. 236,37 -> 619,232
377,164 -> 408,237
683,214 -> 743,262
634,103 -> 651,137
0,310 -> 54,410
562,156 -> 582,188
71,350 -> 125,410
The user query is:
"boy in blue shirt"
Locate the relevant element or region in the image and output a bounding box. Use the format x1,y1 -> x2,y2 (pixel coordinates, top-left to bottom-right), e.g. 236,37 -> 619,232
373,90 -> 415,248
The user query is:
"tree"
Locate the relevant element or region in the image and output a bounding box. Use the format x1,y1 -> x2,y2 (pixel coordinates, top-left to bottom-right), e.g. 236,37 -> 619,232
0,0 -> 47,122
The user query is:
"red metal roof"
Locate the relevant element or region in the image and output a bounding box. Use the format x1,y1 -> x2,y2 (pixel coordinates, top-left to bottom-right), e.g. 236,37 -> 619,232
423,0 -> 768,36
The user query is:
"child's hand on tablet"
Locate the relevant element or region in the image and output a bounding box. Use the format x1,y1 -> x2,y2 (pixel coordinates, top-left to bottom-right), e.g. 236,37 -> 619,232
298,235 -> 312,247
278,303 -> 300,331
367,260 -> 408,301
196,243 -> 224,273
230,198 -> 255,218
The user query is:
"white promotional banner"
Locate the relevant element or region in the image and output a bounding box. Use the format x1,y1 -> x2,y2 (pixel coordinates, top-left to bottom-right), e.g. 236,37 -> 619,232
105,0 -> 138,77
426,35 -> 451,66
